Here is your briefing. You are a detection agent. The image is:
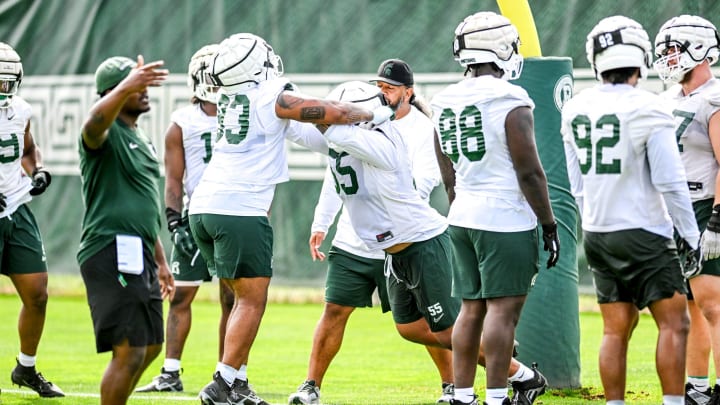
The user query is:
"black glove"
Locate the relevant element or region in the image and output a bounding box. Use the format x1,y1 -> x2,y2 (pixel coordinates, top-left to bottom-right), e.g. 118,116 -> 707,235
166,207 -> 195,258
677,238 -> 702,279
542,222 -> 560,269
29,168 -> 51,196
0,192 -> 6,212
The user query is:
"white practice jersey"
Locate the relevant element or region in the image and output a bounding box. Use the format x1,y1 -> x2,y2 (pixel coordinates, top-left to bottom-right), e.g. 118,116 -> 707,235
311,106 -> 441,259
561,83 -> 690,238
170,103 -> 216,201
189,78 -> 328,216
0,97 -> 34,217
660,79 -> 720,202
431,76 -> 537,232
321,121 -> 447,252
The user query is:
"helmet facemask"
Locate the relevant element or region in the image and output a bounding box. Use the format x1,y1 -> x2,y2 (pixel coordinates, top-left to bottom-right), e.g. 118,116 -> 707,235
188,44 -> 220,103
653,15 -> 720,83
0,42 -> 22,109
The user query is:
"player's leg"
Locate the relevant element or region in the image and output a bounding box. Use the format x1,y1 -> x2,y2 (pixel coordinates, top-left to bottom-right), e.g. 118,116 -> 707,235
648,292 -> 689,398
290,247 -> 380,404
218,278 -> 234,361
7,205 -> 63,397
197,214 -> 271,405
598,301 -> 638,401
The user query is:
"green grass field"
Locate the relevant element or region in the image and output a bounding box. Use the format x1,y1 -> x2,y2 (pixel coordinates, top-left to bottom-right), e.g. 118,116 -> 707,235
0,278 -> 670,404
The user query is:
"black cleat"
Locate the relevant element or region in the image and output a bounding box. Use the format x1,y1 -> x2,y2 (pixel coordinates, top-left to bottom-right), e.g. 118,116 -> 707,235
136,367 -> 183,392
10,359 -> 64,397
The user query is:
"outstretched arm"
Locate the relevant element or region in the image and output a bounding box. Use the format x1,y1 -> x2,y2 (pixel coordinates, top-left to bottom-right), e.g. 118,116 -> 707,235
275,90 -> 389,125
82,55 -> 168,150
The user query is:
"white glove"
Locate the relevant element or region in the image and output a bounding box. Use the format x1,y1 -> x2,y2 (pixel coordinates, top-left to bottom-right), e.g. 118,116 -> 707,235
701,229 -> 720,261
702,204 -> 720,261
371,106 -> 394,126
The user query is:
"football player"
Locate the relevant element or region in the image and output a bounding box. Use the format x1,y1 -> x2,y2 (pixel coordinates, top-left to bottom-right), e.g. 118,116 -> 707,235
0,42 -> 64,398
288,60 -> 455,405
188,33 -> 392,405
431,11 -> 557,405
654,14 -> 720,405
562,16 -> 699,405
136,44 -> 234,394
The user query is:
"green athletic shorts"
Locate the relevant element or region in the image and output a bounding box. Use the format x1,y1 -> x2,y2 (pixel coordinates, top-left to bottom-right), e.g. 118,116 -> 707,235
449,225 -> 539,300
686,198 -> 720,300
0,204 -> 47,275
189,214 -> 273,279
386,231 -> 459,332
584,228 -> 686,309
325,246 -> 390,312
169,221 -> 211,285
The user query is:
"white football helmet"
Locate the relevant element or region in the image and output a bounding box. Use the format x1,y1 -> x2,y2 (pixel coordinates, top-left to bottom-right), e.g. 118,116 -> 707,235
654,15 -> 720,83
586,16 -> 652,80
0,42 -> 23,108
210,33 -> 283,94
453,11 -> 523,80
188,44 -> 220,103
326,81 -> 387,128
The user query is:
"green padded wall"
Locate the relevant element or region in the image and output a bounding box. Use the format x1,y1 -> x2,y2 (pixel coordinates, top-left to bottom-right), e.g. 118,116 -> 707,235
513,57 -> 581,388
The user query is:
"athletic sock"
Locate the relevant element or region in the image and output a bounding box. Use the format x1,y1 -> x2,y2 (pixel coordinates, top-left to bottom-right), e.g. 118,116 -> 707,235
509,363 -> 532,382
17,352 -> 36,368
485,387 -> 509,404
454,387 -> 475,403
688,376 -> 709,391
662,395 -> 683,405
163,358 -> 181,373
216,362 -> 237,386
236,364 -> 248,381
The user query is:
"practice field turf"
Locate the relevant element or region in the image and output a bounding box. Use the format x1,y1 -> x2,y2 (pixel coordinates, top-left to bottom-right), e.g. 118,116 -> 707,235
0,286 -> 674,404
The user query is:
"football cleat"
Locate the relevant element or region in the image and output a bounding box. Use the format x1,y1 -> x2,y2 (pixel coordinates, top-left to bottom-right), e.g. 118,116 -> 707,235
449,394 -> 478,405
685,382 -> 712,405
10,359 -> 64,398
510,363 -> 547,405
438,382 -> 454,403
135,367 -> 183,392
288,379 -> 321,404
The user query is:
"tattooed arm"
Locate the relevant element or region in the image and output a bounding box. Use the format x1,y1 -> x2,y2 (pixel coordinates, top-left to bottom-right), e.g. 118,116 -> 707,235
275,90 -> 374,125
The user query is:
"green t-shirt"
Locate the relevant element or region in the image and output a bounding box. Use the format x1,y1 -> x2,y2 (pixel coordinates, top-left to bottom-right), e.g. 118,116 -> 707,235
77,119 -> 162,266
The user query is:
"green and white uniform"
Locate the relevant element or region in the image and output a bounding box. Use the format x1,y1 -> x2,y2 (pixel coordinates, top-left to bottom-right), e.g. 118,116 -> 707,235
0,97 -> 46,275
169,103 -> 215,283
189,78 -> 328,279
321,121 -> 456,331
561,83 -> 699,307
312,105 -> 441,313
661,78 -> 720,277
431,76 -> 540,298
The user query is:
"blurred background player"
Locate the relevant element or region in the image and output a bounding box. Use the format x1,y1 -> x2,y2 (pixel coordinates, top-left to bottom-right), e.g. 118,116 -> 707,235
654,14 -> 720,405
0,42 -> 63,398
288,60 -> 454,405
562,16 -> 699,405
432,11 -> 557,405
189,33 -> 393,405
78,55 -> 174,405
136,44 -> 234,393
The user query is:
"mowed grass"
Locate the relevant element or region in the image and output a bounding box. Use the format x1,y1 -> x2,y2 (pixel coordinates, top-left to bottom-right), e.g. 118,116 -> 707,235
0,277 -> 671,404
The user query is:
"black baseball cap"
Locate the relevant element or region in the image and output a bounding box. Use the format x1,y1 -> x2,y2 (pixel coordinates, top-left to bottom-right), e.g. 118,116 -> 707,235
372,59 -> 414,87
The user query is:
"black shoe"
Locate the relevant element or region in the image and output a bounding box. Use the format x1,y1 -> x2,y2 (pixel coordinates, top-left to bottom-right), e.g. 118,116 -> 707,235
233,378 -> 269,404
136,367 -> 183,392
450,394 -> 478,405
437,382 -> 454,403
10,359 -> 65,398
708,384 -> 720,405
686,382 -> 712,405
510,363 -> 547,405
199,372 -> 238,405
483,399 -> 511,405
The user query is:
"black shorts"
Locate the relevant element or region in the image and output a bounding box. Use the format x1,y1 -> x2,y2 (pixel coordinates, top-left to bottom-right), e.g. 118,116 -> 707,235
80,242 -> 164,353
584,228 -> 686,309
